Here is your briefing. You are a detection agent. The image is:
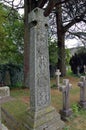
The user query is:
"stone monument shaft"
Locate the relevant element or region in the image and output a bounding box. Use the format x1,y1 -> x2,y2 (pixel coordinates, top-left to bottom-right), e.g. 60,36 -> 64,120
26,8 -> 64,130
29,8 -> 50,111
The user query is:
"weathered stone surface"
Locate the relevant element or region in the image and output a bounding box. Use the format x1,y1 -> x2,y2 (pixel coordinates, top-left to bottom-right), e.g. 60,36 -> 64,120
78,76 -> 86,108
28,7 -> 50,112
55,69 -> 61,89
25,106 -> 64,130
0,86 -> 10,130
26,7 -> 65,130
59,79 -> 72,120
0,86 -> 10,98
1,124 -> 8,130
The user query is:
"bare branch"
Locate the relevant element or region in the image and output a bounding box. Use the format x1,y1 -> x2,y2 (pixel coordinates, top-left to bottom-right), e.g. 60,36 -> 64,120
44,0 -> 70,17
38,0 -> 48,8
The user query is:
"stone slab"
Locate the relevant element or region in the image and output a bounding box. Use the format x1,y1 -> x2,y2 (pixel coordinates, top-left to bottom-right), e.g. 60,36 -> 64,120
0,86 -> 10,98
0,124 -> 8,130
25,106 -> 65,130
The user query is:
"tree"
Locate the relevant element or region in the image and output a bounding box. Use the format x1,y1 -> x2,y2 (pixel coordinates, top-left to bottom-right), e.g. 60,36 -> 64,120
0,3 -> 24,64
0,4 -> 7,45
1,0 -> 86,82
49,40 -> 58,66
48,0 -> 86,76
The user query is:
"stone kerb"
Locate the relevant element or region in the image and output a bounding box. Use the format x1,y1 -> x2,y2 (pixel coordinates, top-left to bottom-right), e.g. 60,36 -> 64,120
0,86 -> 10,130
59,79 -> 72,120
78,76 -> 86,108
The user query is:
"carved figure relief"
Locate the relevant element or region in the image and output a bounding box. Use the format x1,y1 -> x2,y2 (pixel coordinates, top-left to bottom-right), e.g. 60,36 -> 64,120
37,88 -> 50,107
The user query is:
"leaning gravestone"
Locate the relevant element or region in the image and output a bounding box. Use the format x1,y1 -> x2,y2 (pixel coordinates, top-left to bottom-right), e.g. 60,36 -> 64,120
25,8 -> 65,130
59,79 -> 72,120
0,86 -> 10,130
78,76 -> 86,108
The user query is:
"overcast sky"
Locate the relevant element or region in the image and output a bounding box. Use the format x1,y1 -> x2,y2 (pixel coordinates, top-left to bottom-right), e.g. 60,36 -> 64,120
65,39 -> 82,48
14,0 -> 83,49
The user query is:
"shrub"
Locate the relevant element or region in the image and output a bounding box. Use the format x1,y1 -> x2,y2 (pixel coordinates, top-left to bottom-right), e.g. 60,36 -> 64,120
69,51 -> 86,74
0,63 -> 24,87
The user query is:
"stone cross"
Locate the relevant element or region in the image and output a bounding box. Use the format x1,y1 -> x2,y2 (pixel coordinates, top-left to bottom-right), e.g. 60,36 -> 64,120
78,76 -> 86,108
59,79 -> 72,120
84,65 -> 86,74
26,7 -> 64,130
0,86 -> 10,130
77,66 -> 80,76
55,69 -> 61,89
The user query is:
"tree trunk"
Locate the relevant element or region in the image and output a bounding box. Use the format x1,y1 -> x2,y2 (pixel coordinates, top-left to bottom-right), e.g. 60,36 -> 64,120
24,0 -> 38,87
24,0 -> 30,87
56,4 -> 66,76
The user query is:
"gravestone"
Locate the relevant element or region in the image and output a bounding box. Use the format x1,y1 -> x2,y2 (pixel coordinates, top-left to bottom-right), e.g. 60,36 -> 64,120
78,76 -> 86,108
4,71 -> 11,86
25,8 -> 65,130
59,79 -> 72,120
0,86 -> 10,130
84,65 -> 86,74
77,66 -> 80,76
55,69 -> 61,89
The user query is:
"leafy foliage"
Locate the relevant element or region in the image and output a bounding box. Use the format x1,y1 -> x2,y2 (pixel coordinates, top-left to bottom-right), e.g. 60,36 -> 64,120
49,40 -> 71,66
49,40 -> 58,66
65,48 -> 71,66
0,63 -> 23,87
0,3 -> 24,64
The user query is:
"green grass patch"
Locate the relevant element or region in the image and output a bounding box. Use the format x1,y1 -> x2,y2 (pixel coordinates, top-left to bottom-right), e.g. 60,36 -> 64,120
1,76 -> 86,130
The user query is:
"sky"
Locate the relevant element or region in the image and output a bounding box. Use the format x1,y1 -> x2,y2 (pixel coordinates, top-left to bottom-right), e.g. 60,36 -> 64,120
14,0 -> 24,14
65,39 -> 82,48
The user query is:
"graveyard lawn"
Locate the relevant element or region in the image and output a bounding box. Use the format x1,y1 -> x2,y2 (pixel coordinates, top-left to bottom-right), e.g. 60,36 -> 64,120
2,76 -> 86,130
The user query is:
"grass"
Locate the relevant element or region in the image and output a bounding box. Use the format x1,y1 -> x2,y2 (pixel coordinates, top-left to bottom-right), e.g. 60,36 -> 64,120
2,76 -> 86,130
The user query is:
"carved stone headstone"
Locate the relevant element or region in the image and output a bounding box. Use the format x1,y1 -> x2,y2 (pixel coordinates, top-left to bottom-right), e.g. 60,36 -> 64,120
25,8 -> 65,130
55,69 -> 61,89
59,79 -> 72,120
0,86 -> 10,130
78,76 -> 86,108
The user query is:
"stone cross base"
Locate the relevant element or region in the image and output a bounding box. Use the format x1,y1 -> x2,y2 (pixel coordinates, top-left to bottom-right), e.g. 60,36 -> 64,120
24,106 -> 65,130
60,108 -> 72,121
79,101 -> 86,109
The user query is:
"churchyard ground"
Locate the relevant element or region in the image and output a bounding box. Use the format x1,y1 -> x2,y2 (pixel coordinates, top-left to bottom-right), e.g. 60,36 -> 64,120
2,75 -> 86,130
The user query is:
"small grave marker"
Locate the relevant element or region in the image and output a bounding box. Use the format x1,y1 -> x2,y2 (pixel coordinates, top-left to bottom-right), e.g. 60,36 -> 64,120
84,65 -> 86,74
59,79 -> 72,120
78,76 -> 86,108
55,69 -> 61,89
77,66 -> 80,76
